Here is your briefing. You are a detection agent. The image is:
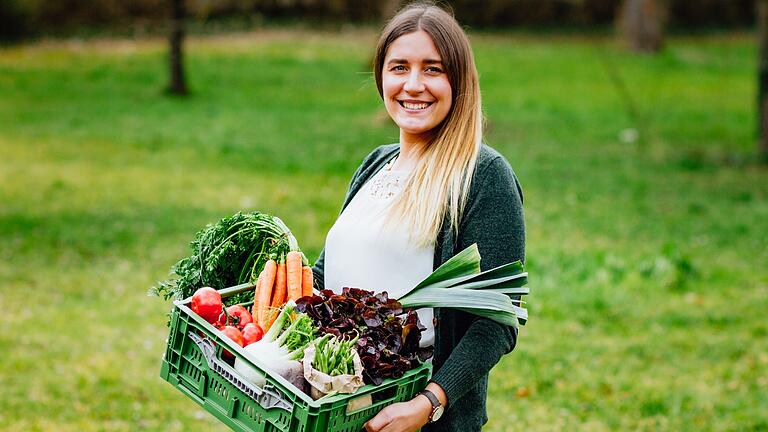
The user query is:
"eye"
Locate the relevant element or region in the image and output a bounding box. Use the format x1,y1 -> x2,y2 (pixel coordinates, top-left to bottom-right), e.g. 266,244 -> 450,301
425,66 -> 444,74
390,65 -> 407,72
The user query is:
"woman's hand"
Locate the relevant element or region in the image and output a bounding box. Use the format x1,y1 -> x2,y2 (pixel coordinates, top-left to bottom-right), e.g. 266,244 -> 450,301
363,396 -> 432,432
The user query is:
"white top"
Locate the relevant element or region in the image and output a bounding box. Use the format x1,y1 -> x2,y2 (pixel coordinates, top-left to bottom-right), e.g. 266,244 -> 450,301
324,158 -> 435,347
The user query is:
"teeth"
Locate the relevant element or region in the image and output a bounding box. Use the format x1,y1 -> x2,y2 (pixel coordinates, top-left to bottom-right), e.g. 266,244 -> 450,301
402,101 -> 429,110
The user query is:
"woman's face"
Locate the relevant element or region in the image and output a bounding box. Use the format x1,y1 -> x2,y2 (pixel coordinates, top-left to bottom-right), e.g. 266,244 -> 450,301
382,30 -> 452,144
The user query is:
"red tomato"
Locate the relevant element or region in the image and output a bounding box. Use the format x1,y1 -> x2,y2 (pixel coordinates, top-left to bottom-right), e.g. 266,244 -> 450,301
241,323 -> 264,346
218,325 -> 245,361
191,287 -> 223,325
214,310 -> 229,328
219,325 -> 245,347
226,305 -> 253,330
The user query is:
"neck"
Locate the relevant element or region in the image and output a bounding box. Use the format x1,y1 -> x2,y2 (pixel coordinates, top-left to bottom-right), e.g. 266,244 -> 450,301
395,131 -> 429,171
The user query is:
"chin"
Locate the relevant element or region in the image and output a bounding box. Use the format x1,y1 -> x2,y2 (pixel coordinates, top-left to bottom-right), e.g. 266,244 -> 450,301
399,124 -> 426,133
400,127 -> 431,137
396,119 -> 435,134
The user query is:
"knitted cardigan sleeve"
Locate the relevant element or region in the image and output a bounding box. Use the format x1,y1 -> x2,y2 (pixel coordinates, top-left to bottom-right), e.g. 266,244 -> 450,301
429,155 -> 526,406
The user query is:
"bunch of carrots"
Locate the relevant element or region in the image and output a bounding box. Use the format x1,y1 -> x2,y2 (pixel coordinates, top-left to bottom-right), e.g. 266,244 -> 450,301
252,250 -> 314,332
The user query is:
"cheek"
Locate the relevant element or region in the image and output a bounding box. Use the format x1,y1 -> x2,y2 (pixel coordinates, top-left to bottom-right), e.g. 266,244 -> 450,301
381,75 -> 401,100
429,79 -> 453,122
435,79 -> 452,105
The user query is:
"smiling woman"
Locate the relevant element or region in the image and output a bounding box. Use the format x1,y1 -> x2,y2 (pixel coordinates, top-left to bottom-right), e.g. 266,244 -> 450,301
312,2 -> 526,432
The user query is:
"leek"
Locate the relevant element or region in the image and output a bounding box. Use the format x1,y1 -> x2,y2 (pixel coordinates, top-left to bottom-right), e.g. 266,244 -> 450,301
408,244 -> 481,293
399,288 -> 520,328
398,244 -> 531,327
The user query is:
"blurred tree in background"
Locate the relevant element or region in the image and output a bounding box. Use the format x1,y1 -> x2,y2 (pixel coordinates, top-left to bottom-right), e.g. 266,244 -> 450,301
758,0 -> 768,160
168,0 -> 188,95
0,0 -> 30,40
617,0 -> 666,53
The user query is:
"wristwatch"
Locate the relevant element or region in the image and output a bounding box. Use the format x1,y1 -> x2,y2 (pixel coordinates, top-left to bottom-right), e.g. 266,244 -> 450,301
417,389 -> 444,423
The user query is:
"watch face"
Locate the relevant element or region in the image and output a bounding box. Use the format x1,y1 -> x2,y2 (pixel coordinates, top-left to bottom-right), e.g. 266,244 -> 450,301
431,405 -> 444,422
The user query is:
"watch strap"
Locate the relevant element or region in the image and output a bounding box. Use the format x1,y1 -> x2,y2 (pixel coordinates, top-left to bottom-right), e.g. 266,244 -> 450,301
418,389 -> 441,421
419,389 -> 440,407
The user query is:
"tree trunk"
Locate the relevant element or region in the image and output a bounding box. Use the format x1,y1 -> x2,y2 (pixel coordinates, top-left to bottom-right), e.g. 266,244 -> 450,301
168,0 -> 188,95
758,0 -> 768,161
618,0 -> 666,53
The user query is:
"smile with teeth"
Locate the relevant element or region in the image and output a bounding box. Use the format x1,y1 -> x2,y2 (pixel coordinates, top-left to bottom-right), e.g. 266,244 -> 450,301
399,100 -> 432,110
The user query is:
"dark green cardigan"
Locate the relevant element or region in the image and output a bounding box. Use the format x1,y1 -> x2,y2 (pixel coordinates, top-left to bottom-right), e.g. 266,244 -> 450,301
312,143 -> 526,431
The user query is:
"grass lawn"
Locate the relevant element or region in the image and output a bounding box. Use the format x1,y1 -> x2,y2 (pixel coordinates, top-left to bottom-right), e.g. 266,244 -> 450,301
1,29 -> 766,431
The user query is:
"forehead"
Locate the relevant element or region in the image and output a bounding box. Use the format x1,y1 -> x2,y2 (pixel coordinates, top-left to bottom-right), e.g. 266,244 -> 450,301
384,30 -> 442,62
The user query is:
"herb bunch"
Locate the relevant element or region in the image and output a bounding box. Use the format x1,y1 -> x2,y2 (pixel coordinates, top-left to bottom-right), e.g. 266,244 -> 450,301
150,212 -> 301,304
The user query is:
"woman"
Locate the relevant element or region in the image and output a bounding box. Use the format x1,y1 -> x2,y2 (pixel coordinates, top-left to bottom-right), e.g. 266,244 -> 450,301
312,2 -> 525,431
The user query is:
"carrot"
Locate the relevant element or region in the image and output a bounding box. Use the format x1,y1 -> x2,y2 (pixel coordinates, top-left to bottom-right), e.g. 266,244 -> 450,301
257,259 -> 277,328
251,271 -> 263,317
266,262 -> 287,330
273,262 -> 287,306
266,295 -> 285,331
286,251 -> 303,301
302,266 -> 313,298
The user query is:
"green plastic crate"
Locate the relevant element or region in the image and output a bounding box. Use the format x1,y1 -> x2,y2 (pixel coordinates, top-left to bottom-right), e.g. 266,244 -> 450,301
160,283 -> 433,432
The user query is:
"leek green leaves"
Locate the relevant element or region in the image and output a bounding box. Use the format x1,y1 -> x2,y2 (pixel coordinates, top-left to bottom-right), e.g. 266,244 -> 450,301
399,244 -> 530,328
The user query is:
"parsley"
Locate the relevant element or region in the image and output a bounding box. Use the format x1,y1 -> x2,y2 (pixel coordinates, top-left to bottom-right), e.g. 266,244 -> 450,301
150,212 -> 301,304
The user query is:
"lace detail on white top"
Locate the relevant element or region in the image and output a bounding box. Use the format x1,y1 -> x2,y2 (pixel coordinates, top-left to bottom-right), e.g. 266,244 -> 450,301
367,158 -> 408,200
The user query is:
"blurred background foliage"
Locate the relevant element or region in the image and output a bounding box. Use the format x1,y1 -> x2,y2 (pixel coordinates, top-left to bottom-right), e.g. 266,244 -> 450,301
0,0 -> 757,41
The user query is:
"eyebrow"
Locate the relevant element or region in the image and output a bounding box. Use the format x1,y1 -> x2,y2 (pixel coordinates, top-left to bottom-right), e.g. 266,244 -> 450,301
387,58 -> 443,65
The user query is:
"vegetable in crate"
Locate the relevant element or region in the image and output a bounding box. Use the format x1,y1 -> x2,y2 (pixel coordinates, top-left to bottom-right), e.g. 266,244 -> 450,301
253,259 -> 278,329
234,301 -> 317,389
251,254 -> 316,332
149,212 -> 305,305
286,251 -> 304,301
296,288 -> 432,385
190,287 -> 223,325
311,334 -> 359,376
303,334 -> 365,399
225,305 -> 253,330
398,243 -> 530,328
218,325 -> 245,360
241,323 -> 264,345
219,325 -> 245,346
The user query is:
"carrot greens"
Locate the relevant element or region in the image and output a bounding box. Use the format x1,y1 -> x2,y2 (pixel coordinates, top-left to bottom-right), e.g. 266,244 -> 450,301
150,212 -> 305,304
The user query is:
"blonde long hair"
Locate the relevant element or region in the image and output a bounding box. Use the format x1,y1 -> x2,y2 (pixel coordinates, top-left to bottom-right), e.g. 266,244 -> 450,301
373,2 -> 482,247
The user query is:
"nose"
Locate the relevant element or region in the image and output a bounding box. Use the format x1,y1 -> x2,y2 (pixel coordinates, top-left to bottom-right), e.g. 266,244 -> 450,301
403,70 -> 425,94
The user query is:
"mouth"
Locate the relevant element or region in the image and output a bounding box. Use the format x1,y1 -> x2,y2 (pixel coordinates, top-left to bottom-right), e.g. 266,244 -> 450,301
398,100 -> 433,111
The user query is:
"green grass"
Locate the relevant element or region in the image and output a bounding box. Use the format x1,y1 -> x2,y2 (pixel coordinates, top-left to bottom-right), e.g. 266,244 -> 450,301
1,29 -> 766,431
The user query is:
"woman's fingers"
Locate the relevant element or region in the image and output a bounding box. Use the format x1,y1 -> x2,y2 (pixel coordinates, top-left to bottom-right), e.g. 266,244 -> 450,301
364,408 -> 393,432
364,400 -> 431,432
